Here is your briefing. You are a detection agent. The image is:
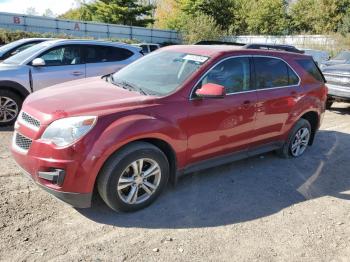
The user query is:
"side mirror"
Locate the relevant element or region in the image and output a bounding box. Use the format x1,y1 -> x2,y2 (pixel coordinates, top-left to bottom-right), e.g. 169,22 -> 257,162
32,58 -> 45,67
195,83 -> 225,99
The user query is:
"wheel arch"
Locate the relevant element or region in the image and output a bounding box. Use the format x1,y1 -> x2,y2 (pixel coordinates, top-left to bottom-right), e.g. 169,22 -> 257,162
91,137 -> 178,199
0,81 -> 30,100
299,111 -> 319,145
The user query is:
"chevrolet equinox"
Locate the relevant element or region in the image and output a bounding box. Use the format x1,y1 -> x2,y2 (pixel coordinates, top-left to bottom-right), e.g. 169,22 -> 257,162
11,45 -> 328,212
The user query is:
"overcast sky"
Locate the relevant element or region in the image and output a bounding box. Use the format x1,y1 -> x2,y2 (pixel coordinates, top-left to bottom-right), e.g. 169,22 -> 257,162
0,0 -> 78,16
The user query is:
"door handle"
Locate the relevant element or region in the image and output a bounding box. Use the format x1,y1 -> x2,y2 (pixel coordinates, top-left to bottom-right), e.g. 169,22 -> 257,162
72,71 -> 84,76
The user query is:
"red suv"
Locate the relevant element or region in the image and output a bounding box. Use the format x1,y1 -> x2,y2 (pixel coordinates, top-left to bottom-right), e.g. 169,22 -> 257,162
11,45 -> 327,212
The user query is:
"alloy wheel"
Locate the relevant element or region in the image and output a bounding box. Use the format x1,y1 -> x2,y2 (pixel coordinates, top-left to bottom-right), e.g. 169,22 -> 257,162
290,127 -> 310,157
0,96 -> 18,123
117,158 -> 162,205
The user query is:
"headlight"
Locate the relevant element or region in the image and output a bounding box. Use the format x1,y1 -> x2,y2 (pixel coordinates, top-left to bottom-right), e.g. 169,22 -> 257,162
41,116 -> 97,147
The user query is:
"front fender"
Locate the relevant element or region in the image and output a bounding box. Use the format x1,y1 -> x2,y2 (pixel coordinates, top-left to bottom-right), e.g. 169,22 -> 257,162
83,114 -> 187,192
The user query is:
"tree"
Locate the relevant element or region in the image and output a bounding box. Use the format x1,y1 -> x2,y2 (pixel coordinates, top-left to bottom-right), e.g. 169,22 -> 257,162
26,7 -> 38,16
59,0 -> 155,27
290,0 -> 350,33
182,13 -> 225,43
92,0 -> 155,26
246,0 -> 289,35
43,9 -> 55,18
338,9 -> 350,35
154,0 -> 184,30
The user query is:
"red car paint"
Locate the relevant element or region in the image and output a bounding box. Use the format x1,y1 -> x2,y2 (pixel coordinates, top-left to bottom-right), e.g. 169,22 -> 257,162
11,45 -> 327,207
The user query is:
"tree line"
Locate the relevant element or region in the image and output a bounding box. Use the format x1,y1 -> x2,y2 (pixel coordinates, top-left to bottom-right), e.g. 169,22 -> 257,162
55,0 -> 350,43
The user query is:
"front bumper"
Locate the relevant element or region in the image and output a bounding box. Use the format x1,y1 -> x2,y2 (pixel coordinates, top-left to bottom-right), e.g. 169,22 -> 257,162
16,163 -> 92,208
327,84 -> 350,100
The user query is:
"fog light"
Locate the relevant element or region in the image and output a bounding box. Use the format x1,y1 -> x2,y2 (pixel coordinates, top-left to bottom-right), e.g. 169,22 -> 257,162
38,169 -> 65,186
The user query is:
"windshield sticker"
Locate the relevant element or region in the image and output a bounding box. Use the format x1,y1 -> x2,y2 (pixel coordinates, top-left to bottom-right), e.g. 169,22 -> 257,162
183,54 -> 209,63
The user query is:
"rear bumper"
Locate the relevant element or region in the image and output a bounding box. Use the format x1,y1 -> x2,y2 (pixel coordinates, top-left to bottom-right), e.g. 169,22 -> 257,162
17,163 -> 92,208
327,84 -> 350,100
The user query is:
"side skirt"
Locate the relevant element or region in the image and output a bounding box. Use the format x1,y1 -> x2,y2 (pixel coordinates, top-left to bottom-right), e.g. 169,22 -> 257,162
177,141 -> 284,178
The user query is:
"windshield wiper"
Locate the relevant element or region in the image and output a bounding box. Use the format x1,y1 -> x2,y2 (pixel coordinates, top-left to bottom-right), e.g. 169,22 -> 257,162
112,77 -> 148,96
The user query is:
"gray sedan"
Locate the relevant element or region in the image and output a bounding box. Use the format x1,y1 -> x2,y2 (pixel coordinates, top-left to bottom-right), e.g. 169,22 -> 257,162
0,39 -> 143,126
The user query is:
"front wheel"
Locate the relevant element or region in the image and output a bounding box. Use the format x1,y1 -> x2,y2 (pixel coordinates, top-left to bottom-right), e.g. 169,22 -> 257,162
276,118 -> 312,158
0,90 -> 22,126
97,142 -> 169,212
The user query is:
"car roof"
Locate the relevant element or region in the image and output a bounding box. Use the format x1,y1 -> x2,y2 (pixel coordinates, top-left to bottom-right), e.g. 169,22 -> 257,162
161,45 -> 307,58
44,39 -> 130,46
18,38 -> 54,42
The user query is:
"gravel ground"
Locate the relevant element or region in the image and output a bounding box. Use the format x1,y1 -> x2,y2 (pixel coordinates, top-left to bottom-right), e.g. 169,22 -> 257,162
0,103 -> 350,262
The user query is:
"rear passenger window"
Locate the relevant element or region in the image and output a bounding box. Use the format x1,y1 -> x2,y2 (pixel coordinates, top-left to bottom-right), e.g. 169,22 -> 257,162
296,59 -> 325,83
85,46 -> 133,63
140,45 -> 149,53
254,57 -> 297,88
198,57 -> 251,94
149,45 -> 158,52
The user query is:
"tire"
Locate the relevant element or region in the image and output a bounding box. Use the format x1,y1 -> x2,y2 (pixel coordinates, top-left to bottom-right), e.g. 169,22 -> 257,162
276,118 -> 312,159
326,100 -> 333,110
97,142 -> 170,212
0,89 -> 22,127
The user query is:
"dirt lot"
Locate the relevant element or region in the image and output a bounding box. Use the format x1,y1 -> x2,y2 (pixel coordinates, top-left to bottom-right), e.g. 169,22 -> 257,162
0,103 -> 350,262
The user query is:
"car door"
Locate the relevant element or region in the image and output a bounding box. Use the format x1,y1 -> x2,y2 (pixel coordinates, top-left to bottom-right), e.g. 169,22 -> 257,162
251,56 -> 300,146
185,56 -> 257,164
84,45 -> 135,77
31,45 -> 85,91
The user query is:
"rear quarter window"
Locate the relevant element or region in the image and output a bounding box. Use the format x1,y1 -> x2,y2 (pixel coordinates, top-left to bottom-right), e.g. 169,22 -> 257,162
296,59 -> 325,83
254,57 -> 299,88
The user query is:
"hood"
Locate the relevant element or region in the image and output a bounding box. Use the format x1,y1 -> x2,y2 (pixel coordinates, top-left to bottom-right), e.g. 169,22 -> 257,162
322,64 -> 350,75
0,63 -> 25,72
23,77 -> 157,125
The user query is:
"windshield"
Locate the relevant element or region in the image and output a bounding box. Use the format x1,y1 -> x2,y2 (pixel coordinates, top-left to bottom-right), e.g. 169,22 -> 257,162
3,41 -> 51,64
333,51 -> 350,61
0,39 -> 27,55
112,51 -> 209,96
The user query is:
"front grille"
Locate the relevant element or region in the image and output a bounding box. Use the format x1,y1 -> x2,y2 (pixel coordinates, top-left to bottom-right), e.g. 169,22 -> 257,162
14,132 -> 33,152
324,74 -> 350,88
20,112 -> 41,129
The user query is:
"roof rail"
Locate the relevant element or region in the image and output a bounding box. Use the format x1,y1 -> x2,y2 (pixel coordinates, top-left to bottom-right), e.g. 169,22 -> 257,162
195,40 -> 245,46
244,43 -> 304,54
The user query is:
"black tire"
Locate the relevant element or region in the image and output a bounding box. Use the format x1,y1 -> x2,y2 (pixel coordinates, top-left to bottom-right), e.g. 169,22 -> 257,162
0,89 -> 22,127
97,142 -> 169,212
326,100 -> 333,110
276,118 -> 312,159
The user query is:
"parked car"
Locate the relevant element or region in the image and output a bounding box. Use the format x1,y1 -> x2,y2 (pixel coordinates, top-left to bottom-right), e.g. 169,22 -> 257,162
11,45 -> 327,212
0,39 -> 143,126
301,48 -> 330,65
320,50 -> 350,69
0,38 -> 51,61
322,64 -> 350,108
132,43 -> 160,54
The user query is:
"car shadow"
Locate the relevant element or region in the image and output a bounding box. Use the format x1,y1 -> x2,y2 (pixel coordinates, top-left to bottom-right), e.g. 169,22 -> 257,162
77,130 -> 350,229
328,105 -> 350,115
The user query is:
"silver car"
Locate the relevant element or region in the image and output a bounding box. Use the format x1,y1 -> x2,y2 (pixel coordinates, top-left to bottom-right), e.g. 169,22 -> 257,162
0,38 -> 52,61
0,39 -> 143,126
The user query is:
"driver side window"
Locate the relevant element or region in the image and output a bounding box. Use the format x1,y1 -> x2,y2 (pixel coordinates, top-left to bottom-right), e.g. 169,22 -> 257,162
38,45 -> 82,66
197,57 -> 251,95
